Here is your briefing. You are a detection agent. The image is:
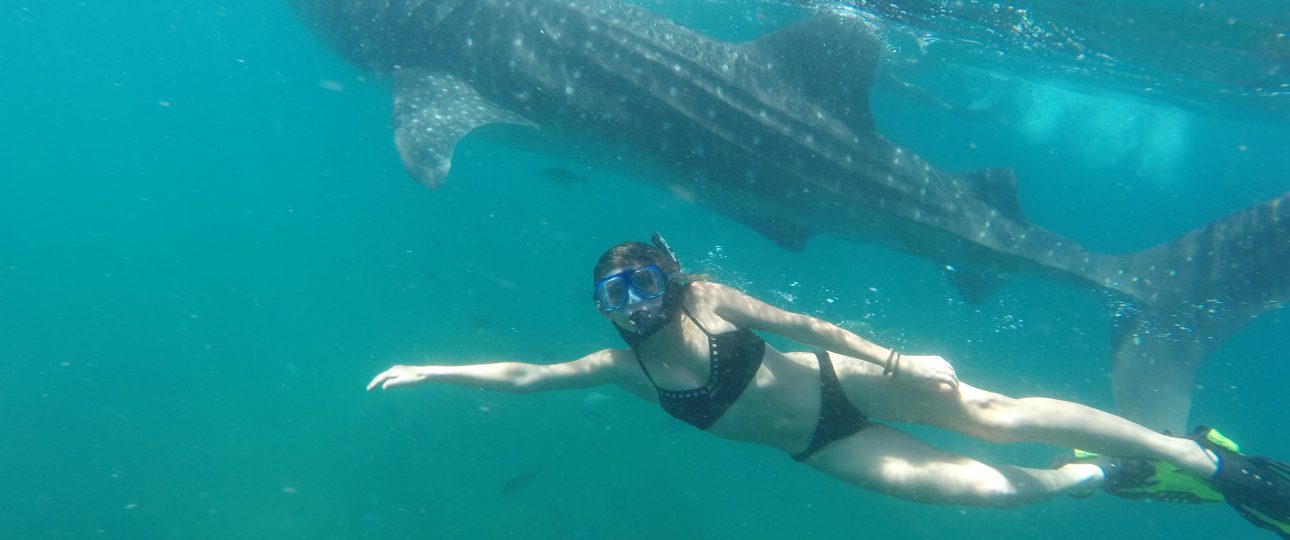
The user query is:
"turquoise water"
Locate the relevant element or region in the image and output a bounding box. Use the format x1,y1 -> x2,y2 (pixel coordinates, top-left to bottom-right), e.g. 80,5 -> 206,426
2,1 -> 1287,538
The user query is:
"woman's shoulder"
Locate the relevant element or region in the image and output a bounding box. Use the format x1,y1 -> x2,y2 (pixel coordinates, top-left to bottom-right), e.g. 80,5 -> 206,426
679,279 -> 719,300
680,279 -> 746,308
686,280 -> 737,297
678,280 -> 751,333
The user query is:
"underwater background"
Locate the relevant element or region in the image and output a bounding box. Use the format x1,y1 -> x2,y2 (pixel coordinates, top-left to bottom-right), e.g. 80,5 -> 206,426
2,1 -> 1287,538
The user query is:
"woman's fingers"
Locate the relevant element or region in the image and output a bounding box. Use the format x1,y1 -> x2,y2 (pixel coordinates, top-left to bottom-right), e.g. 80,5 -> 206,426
941,365 -> 960,389
901,355 -> 959,393
367,366 -> 407,391
366,370 -> 391,391
368,365 -> 428,391
941,374 -> 959,392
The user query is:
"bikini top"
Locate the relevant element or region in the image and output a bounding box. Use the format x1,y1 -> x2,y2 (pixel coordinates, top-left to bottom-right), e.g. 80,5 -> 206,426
618,289 -> 766,430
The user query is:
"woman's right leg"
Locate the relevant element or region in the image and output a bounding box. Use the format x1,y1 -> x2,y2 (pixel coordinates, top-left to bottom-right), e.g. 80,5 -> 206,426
827,353 -> 1218,477
802,423 -> 1104,507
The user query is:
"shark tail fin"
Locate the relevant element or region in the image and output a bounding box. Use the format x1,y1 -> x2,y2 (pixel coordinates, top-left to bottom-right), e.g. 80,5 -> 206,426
752,15 -> 881,134
1112,193 -> 1290,432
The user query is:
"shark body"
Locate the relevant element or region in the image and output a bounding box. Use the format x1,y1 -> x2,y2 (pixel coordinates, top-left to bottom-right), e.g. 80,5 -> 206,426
292,0 -> 1290,432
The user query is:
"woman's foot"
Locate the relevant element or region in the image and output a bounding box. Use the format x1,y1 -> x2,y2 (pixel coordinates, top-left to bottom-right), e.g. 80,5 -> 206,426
1098,453 -> 1224,503
1059,447 -> 1222,503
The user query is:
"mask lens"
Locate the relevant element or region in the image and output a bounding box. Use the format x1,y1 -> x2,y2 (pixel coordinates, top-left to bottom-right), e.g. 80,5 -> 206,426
631,266 -> 667,298
595,275 -> 628,311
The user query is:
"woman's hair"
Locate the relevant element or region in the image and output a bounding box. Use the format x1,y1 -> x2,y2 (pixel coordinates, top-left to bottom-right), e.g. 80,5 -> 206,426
593,241 -> 679,280
592,240 -> 708,282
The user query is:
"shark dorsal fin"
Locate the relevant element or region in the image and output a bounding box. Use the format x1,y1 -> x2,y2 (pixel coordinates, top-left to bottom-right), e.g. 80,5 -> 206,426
751,15 -> 881,134
962,167 -> 1028,225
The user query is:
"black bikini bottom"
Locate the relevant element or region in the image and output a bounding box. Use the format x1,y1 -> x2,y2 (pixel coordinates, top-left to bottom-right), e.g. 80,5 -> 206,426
791,351 -> 872,462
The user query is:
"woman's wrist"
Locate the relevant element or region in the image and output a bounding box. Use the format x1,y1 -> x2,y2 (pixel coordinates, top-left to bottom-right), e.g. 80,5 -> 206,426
882,349 -> 902,377
420,365 -> 443,379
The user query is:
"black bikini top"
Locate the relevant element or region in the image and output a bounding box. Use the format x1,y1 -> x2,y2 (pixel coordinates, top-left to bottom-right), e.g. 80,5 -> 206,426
616,285 -> 766,430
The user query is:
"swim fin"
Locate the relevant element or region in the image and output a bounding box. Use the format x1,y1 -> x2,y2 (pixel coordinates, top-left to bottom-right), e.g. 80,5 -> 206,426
1068,448 -> 1223,503
1193,426 -> 1290,539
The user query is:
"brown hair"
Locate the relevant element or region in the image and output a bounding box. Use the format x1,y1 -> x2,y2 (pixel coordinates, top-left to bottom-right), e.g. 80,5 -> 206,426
593,241 -> 679,280
592,240 -> 711,289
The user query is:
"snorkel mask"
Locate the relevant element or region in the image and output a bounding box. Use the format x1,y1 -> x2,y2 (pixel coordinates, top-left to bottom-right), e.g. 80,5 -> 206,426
593,264 -> 670,312
593,232 -> 683,334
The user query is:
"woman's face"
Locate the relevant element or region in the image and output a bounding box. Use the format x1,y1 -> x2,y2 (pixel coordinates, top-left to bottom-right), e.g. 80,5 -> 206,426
594,263 -> 669,331
604,292 -> 665,331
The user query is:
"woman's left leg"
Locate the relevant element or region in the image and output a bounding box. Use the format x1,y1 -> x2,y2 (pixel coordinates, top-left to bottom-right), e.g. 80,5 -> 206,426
829,353 -> 1218,477
804,423 -> 1105,507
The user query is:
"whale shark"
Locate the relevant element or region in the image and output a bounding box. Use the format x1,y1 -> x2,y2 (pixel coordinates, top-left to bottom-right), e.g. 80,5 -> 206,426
291,0 -> 1290,433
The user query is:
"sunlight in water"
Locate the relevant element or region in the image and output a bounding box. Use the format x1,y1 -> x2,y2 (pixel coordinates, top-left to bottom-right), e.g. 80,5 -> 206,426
1016,82 -> 1190,187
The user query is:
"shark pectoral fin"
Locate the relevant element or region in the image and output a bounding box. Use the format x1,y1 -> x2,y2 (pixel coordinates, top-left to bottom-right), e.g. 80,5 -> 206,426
943,264 -> 1003,304
392,70 -> 536,188
751,15 -> 880,134
961,167 -> 1028,225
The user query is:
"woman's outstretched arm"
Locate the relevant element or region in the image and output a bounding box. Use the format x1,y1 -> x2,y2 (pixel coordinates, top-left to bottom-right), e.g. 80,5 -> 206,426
700,281 -> 958,392
366,348 -> 655,397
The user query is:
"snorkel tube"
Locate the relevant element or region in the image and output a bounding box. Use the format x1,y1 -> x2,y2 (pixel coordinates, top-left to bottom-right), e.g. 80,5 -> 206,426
651,231 -> 682,274
627,231 -> 684,333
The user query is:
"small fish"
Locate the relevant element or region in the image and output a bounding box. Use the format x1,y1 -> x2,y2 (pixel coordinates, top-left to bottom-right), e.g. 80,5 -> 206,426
539,167 -> 589,185
502,464 -> 544,496
419,270 -> 447,285
467,315 -> 499,335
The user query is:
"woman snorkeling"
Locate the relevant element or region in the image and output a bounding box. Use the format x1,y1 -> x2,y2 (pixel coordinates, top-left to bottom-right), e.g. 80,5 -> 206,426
368,234 -> 1289,535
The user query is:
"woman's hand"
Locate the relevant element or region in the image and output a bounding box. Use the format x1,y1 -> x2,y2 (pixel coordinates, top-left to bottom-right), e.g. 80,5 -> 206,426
894,354 -> 959,393
366,364 -> 435,391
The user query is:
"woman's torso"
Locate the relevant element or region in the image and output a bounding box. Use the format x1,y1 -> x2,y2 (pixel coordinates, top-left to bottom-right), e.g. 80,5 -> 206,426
630,282 -> 825,453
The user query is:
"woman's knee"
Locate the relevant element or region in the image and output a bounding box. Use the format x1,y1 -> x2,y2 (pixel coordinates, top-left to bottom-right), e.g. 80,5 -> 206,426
957,388 -> 1028,443
879,461 -> 1033,507
955,475 -> 1030,507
